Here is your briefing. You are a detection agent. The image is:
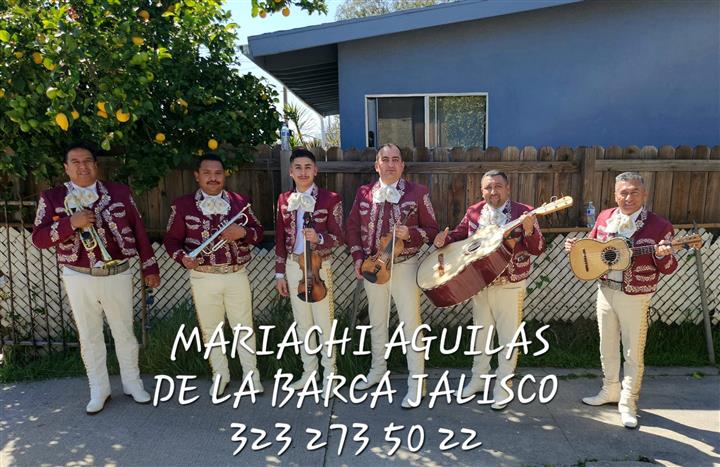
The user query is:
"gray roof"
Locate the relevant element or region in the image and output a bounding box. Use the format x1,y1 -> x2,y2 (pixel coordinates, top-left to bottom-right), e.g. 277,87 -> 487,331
246,0 -> 583,115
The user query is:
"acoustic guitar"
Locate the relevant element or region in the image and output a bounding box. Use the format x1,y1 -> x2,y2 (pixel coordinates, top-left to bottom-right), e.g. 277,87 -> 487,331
568,234 -> 702,281
417,196 -> 573,308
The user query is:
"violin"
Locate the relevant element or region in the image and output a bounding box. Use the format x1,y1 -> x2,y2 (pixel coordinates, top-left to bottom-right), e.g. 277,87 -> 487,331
361,205 -> 417,284
297,212 -> 327,302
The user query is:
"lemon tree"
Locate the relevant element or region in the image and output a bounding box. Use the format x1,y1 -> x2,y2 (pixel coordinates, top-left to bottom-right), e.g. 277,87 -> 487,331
0,0 -> 327,192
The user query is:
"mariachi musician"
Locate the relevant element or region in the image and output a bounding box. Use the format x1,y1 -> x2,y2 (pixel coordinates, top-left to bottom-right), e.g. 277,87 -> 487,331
565,172 -> 677,429
164,154 -> 264,396
346,143 -> 439,409
434,170 -> 544,410
32,142 -> 160,414
275,148 -> 344,392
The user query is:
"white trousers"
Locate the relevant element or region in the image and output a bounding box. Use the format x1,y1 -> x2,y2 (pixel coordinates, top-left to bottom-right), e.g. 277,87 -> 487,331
363,258 -> 424,385
469,280 -> 526,397
190,268 -> 258,383
286,258 -> 335,378
63,271 -> 143,399
596,285 -> 652,405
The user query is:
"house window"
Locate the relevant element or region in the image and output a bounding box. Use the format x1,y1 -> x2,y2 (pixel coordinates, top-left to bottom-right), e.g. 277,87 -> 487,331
366,94 -> 487,149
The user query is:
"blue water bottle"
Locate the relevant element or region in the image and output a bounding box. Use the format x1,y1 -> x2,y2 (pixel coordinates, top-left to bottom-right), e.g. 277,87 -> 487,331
586,201 -> 596,228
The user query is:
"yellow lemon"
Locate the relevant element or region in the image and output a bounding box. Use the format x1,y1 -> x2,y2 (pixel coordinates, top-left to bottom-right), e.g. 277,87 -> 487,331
155,132 -> 166,143
282,7 -> 290,16
71,110 -> 80,120
208,139 -> 218,150
14,51 -> 23,59
32,52 -> 43,64
97,110 -> 108,119
132,36 -> 145,46
0,89 -> 5,98
259,10 -> 267,18
54,112 -> 69,131
116,109 -> 130,122
97,101 -> 106,112
177,98 -> 188,107
138,10 -> 150,21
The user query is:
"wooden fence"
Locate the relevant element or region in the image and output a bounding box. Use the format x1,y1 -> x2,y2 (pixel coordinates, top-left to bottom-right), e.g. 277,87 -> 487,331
7,145 -> 720,238
1,225 -> 718,350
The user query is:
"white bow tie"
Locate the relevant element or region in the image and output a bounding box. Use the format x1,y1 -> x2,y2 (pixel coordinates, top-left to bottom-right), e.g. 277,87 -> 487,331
373,185 -> 401,204
479,203 -> 508,227
66,187 -> 98,209
605,210 -> 638,237
199,196 -> 230,216
287,192 -> 316,212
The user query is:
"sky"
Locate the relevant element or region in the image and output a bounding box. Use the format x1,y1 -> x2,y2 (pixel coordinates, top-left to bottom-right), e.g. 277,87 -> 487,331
226,0 -> 343,141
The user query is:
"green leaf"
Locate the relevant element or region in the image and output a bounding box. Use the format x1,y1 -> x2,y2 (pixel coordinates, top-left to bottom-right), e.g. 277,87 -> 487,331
0,30 -> 10,43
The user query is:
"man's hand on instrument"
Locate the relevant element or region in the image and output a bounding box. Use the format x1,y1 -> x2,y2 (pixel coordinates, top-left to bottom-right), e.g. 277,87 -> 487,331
655,240 -> 673,257
395,225 -> 410,241
70,210 -> 95,229
303,228 -> 320,244
220,224 -> 246,242
520,212 -> 536,236
276,278 -> 289,297
434,227 -> 449,248
354,260 -> 364,280
564,237 -> 577,253
144,274 -> 161,288
181,256 -> 199,270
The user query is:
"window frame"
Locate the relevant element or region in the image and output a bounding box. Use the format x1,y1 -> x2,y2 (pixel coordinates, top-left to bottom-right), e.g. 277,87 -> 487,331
364,92 -> 489,149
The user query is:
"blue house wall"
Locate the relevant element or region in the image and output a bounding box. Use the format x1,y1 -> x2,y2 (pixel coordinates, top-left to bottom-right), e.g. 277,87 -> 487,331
338,0 -> 720,149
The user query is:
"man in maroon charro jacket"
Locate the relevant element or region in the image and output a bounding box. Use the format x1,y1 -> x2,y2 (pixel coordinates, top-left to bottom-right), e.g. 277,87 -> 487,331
435,170 -> 544,410
164,154 -> 264,396
565,172 -> 676,429
32,142 -> 161,414
275,148 -> 344,392
346,143 -> 439,409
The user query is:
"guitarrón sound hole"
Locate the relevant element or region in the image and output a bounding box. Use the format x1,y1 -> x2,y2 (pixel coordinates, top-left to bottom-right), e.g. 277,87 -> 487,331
602,248 -> 619,265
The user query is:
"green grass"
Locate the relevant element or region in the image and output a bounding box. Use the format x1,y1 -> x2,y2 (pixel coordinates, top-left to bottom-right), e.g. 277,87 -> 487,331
2,299 -> 718,383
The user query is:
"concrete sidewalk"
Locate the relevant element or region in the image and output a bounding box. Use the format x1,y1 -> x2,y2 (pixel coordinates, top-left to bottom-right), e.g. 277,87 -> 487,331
2,367 -> 719,467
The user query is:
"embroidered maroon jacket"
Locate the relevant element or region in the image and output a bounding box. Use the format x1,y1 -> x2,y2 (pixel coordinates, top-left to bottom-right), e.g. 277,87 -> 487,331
163,190 -> 263,267
346,178 -> 439,265
590,207 -> 677,294
275,186 -> 343,274
31,181 -> 160,276
440,200 -> 545,283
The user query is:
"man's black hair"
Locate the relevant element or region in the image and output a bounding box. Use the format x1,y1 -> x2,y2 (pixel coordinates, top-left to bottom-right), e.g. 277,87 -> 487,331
482,169 -> 509,183
64,141 -> 98,163
195,153 -> 225,170
289,147 -> 316,164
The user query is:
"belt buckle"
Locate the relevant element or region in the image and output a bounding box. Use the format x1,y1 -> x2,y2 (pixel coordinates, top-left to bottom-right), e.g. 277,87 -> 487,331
601,280 -> 622,291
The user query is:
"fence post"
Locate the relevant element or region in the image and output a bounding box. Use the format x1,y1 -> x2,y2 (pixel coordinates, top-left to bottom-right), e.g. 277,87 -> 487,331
280,149 -> 291,192
579,146 -> 596,226
140,281 -> 149,349
693,242 -> 716,365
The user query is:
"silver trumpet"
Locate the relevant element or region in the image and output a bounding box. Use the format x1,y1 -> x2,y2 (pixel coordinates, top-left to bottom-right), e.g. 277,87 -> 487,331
188,204 -> 251,259
64,199 -> 122,267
